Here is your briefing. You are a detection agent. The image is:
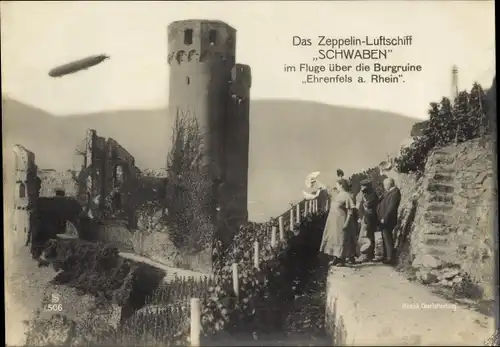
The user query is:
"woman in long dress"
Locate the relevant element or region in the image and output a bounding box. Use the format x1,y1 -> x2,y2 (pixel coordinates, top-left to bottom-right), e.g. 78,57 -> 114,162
319,178 -> 359,266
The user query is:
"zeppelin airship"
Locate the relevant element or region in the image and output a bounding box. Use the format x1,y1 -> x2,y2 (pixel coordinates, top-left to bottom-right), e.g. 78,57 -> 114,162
48,54 -> 110,77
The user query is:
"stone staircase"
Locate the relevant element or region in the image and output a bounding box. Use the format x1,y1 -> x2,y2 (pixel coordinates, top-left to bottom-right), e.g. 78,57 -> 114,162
408,138 -> 495,296
413,147 -> 459,268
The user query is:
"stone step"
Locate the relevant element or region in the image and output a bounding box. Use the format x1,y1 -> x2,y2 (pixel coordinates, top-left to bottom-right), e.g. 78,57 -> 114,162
418,245 -> 456,263
431,165 -> 455,173
433,156 -> 456,165
427,193 -> 454,204
426,182 -> 455,194
432,148 -> 455,156
421,234 -> 450,247
422,224 -> 456,236
430,173 -> 454,183
423,212 -> 454,225
425,203 -> 454,213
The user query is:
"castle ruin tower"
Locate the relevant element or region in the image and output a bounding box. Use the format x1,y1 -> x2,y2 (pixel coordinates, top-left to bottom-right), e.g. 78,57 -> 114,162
167,20 -> 237,228
12,145 -> 39,256
451,65 -> 459,100
220,64 -> 252,244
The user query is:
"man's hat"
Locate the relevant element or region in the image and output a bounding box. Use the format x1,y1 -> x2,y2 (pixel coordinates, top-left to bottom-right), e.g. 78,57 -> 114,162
360,179 -> 372,187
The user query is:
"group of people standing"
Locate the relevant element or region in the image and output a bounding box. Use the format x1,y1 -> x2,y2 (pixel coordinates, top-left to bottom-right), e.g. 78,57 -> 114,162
305,169 -> 402,267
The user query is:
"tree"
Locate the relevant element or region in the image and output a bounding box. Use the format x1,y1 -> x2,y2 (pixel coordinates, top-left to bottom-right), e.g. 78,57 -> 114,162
469,82 -> 489,137
395,81 -> 491,176
435,97 -> 454,147
165,109 -> 214,253
421,102 -> 439,146
452,90 -> 471,143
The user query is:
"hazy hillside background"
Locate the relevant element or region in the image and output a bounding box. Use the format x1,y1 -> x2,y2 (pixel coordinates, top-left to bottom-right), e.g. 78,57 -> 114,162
2,97 -> 418,220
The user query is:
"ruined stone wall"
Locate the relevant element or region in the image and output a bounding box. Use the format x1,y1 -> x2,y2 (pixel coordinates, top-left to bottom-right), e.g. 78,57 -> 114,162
395,137 -> 495,300
81,129 -> 141,227
11,145 -> 38,250
10,129 -> 143,251
38,170 -> 78,197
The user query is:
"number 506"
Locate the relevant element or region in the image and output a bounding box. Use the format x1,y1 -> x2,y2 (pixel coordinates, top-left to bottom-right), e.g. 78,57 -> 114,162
46,304 -> 63,312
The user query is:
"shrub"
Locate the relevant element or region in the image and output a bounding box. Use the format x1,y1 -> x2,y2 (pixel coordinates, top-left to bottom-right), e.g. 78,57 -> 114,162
25,308 -> 119,346
395,82 -> 492,175
40,239 -> 165,308
394,136 -> 435,175
348,166 -> 385,197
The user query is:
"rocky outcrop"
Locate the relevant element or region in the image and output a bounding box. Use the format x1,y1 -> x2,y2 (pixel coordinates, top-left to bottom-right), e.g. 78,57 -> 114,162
395,137 -> 495,300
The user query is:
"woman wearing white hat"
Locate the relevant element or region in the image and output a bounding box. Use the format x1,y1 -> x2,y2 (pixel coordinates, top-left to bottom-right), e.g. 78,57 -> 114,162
303,171 -> 329,212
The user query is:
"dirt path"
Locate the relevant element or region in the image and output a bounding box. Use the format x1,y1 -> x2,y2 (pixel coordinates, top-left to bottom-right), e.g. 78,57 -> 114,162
326,263 -> 495,345
6,247 -> 62,345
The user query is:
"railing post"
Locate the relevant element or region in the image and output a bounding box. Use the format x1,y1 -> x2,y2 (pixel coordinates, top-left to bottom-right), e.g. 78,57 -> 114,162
232,263 -> 239,298
313,199 -> 318,213
271,226 -> 277,247
325,198 -> 329,212
295,204 -> 301,224
253,241 -> 259,268
303,201 -> 309,216
289,209 -> 294,231
278,216 -> 284,241
190,298 -> 201,347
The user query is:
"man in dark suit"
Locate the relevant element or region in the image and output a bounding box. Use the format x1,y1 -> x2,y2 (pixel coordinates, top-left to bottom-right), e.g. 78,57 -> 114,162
376,177 -> 401,264
356,179 -> 379,262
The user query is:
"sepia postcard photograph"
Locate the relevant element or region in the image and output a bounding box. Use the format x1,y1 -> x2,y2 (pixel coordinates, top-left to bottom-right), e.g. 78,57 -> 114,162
2,1 -> 497,346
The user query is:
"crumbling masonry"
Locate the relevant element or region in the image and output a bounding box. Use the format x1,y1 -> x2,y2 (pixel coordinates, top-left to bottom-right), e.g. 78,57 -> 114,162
11,129 -> 142,256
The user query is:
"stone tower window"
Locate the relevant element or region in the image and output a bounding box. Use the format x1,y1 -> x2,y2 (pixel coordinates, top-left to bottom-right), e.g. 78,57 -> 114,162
184,29 -> 193,45
186,77 -> 190,85
209,29 -> 217,45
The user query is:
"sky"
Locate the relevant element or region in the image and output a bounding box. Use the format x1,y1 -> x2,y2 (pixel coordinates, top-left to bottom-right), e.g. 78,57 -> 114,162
1,1 -> 496,120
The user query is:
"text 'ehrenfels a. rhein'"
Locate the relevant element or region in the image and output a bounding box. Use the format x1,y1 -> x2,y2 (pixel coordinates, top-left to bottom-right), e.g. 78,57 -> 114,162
284,35 -> 422,85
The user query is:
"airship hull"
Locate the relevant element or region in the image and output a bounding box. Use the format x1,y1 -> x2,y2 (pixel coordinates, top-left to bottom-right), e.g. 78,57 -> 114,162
48,54 -> 109,77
